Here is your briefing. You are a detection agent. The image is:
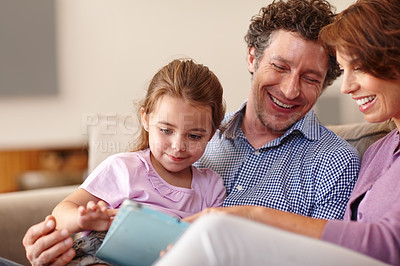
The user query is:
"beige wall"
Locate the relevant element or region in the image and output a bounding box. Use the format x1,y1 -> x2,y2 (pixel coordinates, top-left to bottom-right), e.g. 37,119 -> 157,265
0,0 -> 360,150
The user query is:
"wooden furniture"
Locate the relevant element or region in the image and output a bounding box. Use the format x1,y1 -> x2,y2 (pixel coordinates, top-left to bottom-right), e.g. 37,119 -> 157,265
0,147 -> 87,193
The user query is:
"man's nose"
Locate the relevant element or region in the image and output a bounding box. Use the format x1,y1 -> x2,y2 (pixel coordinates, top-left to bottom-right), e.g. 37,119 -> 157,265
281,75 -> 300,100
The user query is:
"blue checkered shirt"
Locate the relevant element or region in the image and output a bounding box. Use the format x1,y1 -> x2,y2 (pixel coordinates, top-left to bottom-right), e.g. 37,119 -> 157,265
195,103 -> 360,219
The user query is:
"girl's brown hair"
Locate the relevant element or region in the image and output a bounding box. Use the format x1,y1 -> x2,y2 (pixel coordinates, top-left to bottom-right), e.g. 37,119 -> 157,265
133,59 -> 225,151
319,0 -> 400,80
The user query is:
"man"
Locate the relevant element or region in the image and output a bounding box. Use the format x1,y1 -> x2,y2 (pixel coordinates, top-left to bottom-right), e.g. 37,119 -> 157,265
195,0 -> 358,219
22,0 -> 360,265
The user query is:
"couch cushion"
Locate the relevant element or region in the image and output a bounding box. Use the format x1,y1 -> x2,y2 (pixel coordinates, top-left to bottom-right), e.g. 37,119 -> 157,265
0,185 -> 78,264
327,121 -> 396,158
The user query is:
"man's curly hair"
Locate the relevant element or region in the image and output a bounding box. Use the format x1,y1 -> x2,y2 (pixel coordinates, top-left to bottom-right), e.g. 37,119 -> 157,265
245,0 -> 341,89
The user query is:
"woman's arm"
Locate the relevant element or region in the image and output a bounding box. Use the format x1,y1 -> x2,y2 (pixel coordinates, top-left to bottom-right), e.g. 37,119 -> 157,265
185,205 -> 328,239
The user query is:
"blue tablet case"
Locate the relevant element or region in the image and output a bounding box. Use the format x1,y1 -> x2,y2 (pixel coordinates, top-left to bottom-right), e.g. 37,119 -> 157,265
96,199 -> 190,266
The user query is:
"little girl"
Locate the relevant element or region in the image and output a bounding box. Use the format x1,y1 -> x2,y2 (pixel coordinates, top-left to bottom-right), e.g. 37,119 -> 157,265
52,59 -> 226,265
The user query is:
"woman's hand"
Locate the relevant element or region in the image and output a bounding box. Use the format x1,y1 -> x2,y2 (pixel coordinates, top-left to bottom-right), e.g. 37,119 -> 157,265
183,205 -> 259,223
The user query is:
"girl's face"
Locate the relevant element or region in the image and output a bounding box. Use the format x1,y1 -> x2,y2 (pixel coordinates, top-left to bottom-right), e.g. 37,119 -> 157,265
337,50 -> 400,128
142,95 -> 214,175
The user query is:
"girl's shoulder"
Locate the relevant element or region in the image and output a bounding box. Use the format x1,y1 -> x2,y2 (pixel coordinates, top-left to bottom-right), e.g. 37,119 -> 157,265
191,165 -> 219,177
107,149 -> 150,161
97,149 -> 151,171
191,166 -> 223,186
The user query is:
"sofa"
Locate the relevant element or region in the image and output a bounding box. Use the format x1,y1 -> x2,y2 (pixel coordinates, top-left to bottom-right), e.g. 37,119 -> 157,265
0,113 -> 396,265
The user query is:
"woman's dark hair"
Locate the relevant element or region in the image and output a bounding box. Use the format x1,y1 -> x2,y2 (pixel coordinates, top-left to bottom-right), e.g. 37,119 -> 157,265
320,0 -> 400,80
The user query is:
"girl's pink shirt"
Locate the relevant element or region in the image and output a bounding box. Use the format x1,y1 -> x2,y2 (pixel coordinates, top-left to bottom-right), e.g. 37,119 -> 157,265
80,149 -> 226,219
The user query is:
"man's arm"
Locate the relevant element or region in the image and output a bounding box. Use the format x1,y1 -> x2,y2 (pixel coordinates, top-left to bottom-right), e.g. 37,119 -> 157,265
311,146 -> 360,219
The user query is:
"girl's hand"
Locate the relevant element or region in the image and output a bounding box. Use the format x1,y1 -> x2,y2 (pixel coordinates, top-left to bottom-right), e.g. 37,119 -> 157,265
77,200 -> 118,231
159,244 -> 174,257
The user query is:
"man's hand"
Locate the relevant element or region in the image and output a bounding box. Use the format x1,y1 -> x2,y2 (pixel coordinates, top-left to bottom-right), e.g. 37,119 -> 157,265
22,215 -> 75,266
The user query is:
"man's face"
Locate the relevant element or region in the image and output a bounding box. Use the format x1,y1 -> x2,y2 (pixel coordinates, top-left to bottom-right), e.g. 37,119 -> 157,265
247,30 -> 328,135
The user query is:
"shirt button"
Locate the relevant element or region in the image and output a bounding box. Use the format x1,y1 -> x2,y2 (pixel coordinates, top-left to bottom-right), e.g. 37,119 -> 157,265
237,185 -> 243,191
254,150 -> 260,155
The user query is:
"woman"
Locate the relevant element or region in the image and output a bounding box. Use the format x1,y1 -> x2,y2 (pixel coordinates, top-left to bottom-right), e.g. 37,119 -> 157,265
155,0 -> 400,265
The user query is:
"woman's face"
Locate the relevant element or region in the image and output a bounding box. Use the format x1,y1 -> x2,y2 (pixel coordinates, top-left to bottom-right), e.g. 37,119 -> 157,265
337,50 -> 400,127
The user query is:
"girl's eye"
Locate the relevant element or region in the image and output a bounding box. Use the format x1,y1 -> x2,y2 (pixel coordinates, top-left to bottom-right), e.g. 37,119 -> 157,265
160,128 -> 173,135
188,134 -> 202,140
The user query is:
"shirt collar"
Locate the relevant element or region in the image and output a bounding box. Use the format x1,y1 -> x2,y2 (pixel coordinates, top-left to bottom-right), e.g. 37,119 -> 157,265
221,101 -> 321,143
285,109 -> 321,141
220,101 -> 246,139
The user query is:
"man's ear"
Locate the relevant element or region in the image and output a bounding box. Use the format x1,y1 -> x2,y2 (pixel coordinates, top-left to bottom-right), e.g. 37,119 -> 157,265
247,47 -> 256,74
140,107 -> 149,131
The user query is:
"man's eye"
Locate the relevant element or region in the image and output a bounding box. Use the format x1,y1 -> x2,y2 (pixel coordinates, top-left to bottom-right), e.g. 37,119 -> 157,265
303,76 -> 320,84
188,134 -> 202,140
160,128 -> 172,135
272,63 -> 286,71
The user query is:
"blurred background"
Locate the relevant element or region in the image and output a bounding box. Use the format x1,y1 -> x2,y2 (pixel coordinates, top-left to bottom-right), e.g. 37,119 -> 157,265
0,0 -> 361,192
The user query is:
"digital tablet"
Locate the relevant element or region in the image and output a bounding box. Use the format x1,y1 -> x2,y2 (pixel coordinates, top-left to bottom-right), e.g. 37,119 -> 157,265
96,199 -> 190,266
